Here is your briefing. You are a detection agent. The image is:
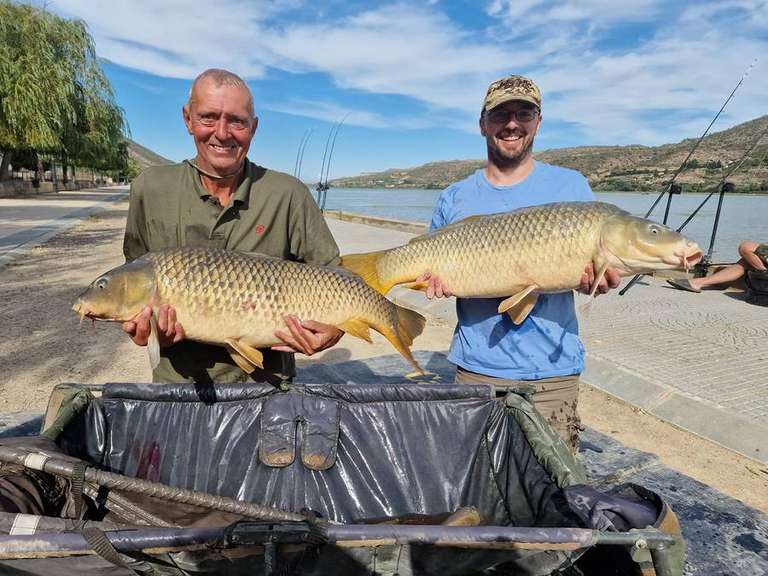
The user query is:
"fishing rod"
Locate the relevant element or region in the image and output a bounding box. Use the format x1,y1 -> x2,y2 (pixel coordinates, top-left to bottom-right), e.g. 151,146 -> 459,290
296,128 -> 313,182
320,113 -> 349,210
315,125 -> 334,204
619,59 -> 758,296
293,129 -> 311,178
643,58 -> 757,221
677,124 -> 767,235
619,122 -> 767,296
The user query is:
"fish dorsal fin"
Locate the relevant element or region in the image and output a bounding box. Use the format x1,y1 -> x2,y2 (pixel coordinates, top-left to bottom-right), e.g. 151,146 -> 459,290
408,215 -> 484,244
147,314 -> 161,369
338,318 -> 374,343
498,285 -> 539,325
225,338 -> 264,372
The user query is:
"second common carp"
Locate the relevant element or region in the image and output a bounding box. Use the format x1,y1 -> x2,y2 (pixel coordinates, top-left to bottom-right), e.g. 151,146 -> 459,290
73,247 -> 426,374
341,201 -> 703,324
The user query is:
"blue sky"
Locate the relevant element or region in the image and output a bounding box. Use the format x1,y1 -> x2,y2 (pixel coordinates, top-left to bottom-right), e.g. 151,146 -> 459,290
51,0 -> 767,181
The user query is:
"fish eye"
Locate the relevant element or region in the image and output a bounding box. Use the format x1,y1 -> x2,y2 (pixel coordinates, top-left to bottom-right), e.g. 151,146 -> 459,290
649,225 -> 660,235
95,277 -> 109,290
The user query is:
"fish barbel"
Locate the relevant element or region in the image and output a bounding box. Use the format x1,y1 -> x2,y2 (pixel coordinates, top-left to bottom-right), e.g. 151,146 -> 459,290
341,202 -> 703,324
73,247 -> 426,374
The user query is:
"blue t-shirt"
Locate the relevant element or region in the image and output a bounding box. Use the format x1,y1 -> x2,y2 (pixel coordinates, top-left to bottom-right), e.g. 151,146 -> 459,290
429,162 -> 594,380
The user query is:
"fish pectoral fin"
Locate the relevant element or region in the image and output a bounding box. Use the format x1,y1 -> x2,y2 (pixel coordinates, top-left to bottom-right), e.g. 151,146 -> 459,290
498,285 -> 537,314
400,280 -> 429,292
147,313 -> 161,369
225,338 -> 264,372
589,261 -> 610,298
338,319 -> 373,343
228,349 -> 256,374
498,286 -> 539,325
508,293 -> 539,325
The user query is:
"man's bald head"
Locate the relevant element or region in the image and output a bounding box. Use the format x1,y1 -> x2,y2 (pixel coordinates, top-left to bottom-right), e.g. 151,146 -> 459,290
187,68 -> 254,116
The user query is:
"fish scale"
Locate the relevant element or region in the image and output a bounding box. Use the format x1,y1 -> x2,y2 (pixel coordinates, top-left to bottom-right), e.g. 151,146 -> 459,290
377,203 -> 615,297
74,247 -> 427,375
341,201 -> 702,325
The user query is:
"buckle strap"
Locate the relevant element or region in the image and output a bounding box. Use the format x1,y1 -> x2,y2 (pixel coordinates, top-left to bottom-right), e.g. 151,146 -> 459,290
70,461 -> 87,524
81,526 -> 157,575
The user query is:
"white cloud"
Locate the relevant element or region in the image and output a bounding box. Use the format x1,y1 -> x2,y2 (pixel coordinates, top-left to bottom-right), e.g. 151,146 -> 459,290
52,0 -> 768,148
53,0 -> 276,78
265,98 -> 442,130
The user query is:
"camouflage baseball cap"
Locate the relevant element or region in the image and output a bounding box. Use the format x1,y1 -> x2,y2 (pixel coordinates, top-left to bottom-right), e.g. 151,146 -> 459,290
482,75 -> 542,113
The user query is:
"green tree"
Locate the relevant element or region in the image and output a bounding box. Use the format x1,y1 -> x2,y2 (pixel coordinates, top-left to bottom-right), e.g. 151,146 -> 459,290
0,1 -> 127,182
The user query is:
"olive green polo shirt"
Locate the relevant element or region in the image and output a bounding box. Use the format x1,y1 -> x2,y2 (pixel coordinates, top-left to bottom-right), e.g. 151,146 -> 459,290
123,159 -> 340,385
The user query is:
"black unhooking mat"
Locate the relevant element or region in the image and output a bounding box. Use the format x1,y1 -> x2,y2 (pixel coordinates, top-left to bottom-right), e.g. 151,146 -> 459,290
0,381 -> 684,575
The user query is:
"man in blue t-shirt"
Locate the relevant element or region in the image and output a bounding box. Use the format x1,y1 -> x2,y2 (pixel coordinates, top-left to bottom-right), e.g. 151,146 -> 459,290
421,75 -> 620,452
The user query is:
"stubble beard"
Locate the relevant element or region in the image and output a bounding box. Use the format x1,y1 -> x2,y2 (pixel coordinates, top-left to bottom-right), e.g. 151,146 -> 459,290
487,137 -> 534,170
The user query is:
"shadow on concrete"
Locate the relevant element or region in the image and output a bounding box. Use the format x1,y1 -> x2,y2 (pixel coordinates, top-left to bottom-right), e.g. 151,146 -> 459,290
296,351 -> 455,385
0,415 -> 43,438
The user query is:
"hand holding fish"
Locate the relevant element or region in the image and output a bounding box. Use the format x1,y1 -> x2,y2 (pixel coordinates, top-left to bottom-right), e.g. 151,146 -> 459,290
272,315 -> 344,355
579,264 -> 621,296
415,272 -> 454,300
122,305 -> 186,347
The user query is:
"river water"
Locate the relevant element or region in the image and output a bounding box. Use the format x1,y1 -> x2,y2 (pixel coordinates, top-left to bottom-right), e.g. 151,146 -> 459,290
321,187 -> 767,262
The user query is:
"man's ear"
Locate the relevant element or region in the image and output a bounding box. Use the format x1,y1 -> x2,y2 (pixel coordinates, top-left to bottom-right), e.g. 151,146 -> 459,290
479,116 -> 486,137
182,105 -> 194,135
251,116 -> 259,136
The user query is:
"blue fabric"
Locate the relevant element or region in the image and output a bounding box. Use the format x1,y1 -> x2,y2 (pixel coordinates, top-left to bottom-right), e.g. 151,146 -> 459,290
429,163 -> 594,380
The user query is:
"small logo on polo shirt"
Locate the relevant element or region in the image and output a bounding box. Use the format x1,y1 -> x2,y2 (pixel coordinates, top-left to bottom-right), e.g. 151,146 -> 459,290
255,224 -> 266,235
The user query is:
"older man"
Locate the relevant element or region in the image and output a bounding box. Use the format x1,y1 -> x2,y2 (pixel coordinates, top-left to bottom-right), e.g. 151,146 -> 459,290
421,75 -> 621,452
122,68 -> 343,385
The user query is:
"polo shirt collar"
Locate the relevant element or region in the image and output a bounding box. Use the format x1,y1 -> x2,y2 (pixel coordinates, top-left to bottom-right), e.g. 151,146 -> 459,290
184,159 -> 253,206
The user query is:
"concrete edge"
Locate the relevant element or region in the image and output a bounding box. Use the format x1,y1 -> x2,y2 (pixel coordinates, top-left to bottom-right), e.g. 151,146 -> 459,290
0,190 -> 127,271
324,209 -> 427,235
581,354 -> 768,464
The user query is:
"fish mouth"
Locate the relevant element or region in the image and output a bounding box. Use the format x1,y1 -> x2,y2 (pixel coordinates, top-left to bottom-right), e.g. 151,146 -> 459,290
72,301 -> 116,324
681,246 -> 703,272
72,301 -> 91,325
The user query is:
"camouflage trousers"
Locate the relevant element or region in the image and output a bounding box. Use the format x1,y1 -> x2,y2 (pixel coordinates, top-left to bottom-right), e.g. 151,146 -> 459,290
455,369 -> 581,454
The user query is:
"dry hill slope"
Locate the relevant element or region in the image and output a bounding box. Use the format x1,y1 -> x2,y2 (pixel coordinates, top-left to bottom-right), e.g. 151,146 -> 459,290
127,139 -> 173,170
332,115 -> 768,192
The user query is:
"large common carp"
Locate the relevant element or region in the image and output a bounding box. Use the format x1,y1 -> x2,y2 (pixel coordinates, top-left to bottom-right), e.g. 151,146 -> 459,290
341,201 -> 703,324
73,247 -> 426,374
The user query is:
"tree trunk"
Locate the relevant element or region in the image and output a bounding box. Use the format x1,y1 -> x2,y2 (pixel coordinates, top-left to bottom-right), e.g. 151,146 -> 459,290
51,158 -> 58,192
0,150 -> 12,181
34,156 -> 44,188
61,154 -> 68,185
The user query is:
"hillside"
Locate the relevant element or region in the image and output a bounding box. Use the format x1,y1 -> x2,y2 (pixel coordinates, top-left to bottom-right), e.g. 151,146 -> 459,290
126,139 -> 173,169
331,116 -> 768,192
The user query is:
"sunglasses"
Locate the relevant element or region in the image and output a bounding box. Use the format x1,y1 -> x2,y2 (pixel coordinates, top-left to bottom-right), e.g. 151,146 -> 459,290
485,108 -> 539,124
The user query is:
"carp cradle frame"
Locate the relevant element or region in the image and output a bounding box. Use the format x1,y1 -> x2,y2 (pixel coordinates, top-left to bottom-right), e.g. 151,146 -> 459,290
0,521 -> 679,576
0,386 -> 682,576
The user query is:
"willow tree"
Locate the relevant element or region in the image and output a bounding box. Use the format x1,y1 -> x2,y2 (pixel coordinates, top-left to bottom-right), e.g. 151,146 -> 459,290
0,1 -> 126,182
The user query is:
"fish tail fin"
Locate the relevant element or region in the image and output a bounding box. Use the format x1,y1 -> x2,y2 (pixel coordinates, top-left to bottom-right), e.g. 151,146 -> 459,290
375,303 -> 427,376
340,250 -> 393,295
